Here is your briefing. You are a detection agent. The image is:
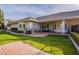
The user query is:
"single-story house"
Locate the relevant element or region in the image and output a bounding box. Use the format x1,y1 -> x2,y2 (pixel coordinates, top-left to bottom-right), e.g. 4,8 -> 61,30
8,10 -> 79,34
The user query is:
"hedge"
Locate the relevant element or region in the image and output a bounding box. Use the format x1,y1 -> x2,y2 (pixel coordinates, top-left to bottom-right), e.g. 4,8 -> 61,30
70,32 -> 79,45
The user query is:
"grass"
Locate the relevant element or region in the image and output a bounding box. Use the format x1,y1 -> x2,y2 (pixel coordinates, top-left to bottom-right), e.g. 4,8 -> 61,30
0,31 -> 78,55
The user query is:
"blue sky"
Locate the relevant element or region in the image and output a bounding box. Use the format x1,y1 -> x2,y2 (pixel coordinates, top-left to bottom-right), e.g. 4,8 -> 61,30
0,4 -> 79,20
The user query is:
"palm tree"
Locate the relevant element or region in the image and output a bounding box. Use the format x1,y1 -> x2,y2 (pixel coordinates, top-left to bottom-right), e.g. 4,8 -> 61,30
0,9 -> 4,30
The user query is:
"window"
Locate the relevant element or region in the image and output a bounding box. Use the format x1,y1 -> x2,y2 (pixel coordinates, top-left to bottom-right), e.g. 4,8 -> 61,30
65,24 -> 67,30
19,24 -> 22,28
52,25 -> 54,30
47,24 -> 49,28
44,25 -> 46,29
54,24 -> 56,30
23,24 -> 25,29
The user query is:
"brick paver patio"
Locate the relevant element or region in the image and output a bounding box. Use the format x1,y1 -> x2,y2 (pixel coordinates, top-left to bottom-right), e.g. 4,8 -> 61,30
0,41 -> 49,55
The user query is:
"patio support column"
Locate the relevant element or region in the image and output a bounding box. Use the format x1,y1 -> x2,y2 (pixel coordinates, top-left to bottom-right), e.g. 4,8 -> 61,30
61,20 -> 65,34
22,23 -> 24,30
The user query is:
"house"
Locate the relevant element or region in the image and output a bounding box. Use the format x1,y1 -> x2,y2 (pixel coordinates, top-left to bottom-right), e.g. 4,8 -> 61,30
4,19 -> 12,30
8,10 -> 79,34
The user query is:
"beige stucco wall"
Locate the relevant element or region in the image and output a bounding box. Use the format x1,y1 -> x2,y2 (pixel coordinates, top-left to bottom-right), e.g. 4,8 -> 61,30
10,23 -> 18,28
10,21 -> 40,31
8,23 -> 18,30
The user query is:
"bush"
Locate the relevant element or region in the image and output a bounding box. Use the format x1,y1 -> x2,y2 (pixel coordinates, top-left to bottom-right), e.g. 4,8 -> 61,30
11,28 -> 24,33
11,28 -> 17,32
70,32 -> 79,45
25,31 -> 32,34
15,30 -> 24,33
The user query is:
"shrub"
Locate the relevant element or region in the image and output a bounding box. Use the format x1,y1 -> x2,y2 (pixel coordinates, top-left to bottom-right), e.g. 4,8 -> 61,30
11,28 -> 17,32
25,31 -> 32,34
15,30 -> 24,33
70,32 -> 79,45
11,28 -> 24,33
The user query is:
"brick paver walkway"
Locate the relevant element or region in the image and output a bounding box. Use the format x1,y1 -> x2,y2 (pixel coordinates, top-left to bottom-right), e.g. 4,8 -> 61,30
0,41 -> 49,55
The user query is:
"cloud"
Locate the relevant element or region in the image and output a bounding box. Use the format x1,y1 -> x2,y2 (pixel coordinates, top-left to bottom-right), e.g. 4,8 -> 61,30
0,4 -> 50,19
0,4 -> 79,20
45,4 -> 79,15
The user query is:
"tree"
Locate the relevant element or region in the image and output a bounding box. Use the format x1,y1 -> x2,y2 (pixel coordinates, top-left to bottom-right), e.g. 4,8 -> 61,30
0,9 -> 4,30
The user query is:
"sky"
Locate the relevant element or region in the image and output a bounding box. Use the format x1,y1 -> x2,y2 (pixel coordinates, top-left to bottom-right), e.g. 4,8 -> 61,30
0,4 -> 79,20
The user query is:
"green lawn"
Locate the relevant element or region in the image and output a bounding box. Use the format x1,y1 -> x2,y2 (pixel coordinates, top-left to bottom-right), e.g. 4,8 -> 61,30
0,31 -> 78,55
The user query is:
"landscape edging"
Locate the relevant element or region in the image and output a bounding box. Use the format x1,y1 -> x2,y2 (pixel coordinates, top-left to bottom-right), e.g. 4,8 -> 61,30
68,34 -> 79,53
